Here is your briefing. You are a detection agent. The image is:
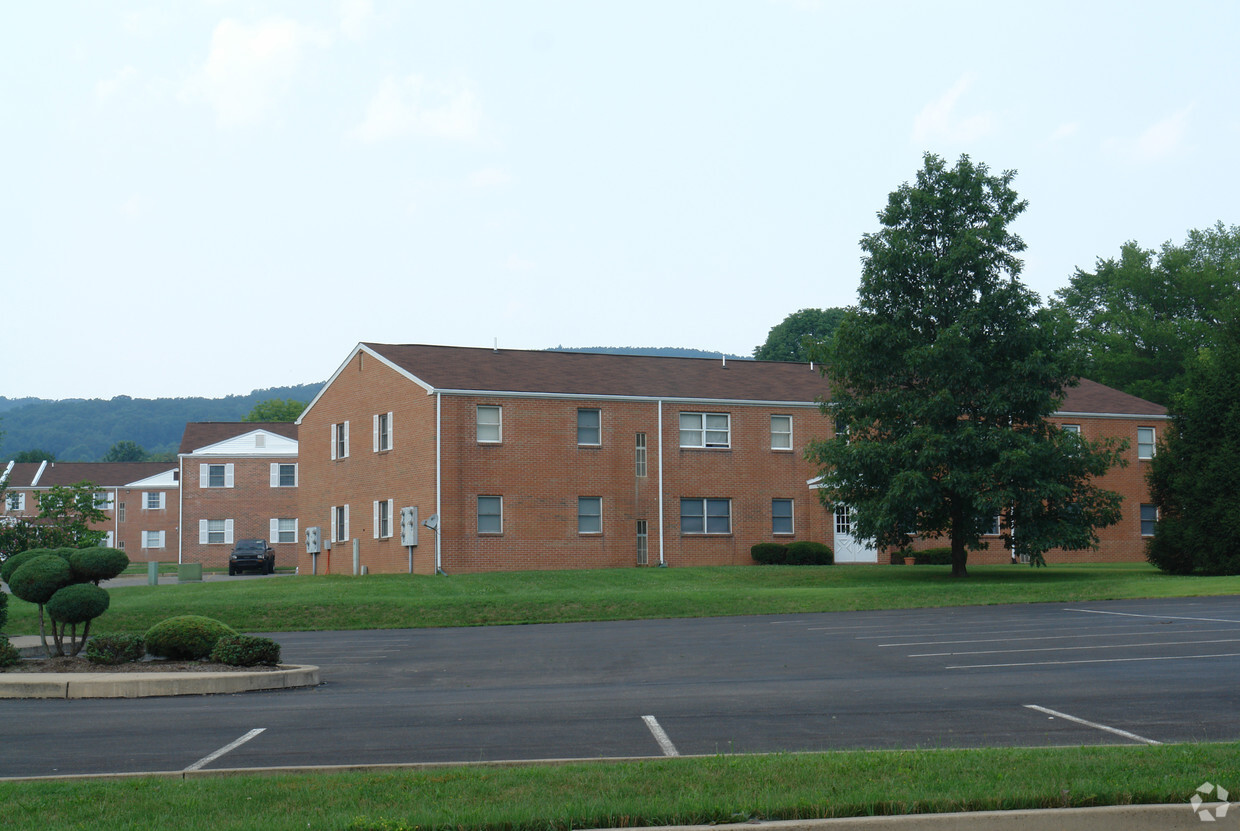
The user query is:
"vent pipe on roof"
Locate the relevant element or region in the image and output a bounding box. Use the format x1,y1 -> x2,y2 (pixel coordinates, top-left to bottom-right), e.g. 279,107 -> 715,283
721,353 -> 727,368
493,338 -> 498,353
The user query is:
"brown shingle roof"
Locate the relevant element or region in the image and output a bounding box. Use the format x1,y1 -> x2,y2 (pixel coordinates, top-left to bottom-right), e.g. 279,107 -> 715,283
361,343 -> 1167,417
3,462 -> 177,488
179,422 -> 299,454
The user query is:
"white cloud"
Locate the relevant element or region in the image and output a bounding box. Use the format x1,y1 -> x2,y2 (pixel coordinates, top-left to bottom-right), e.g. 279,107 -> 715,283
351,75 -> 482,143
1049,122 -> 1079,142
1132,107 -> 1192,162
183,17 -> 331,127
467,167 -> 513,188
340,0 -> 374,41
912,74 -> 996,144
96,66 -> 138,105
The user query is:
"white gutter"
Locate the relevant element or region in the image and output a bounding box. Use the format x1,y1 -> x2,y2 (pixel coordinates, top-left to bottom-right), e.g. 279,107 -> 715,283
657,400 -> 665,567
435,391 -> 443,574
177,454 -> 184,565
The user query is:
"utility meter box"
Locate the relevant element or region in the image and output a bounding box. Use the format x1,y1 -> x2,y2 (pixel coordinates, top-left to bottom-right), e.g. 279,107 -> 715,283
306,526 -> 322,554
399,507 -> 419,547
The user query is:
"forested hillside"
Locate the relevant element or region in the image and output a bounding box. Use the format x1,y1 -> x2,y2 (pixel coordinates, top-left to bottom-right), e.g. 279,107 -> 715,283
0,384 -> 322,462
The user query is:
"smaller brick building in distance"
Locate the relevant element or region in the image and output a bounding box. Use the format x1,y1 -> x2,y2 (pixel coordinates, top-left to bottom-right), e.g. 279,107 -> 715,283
0,460 -> 179,560
177,422 -> 299,570
295,343 -> 1168,575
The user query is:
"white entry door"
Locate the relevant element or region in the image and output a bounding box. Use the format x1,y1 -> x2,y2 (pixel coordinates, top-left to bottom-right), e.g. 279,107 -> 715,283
833,505 -> 878,563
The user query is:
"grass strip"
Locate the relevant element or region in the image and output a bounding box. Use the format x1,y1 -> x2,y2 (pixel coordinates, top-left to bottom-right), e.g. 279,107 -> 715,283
6,563 -> 1238,636
3,744 -> 1236,831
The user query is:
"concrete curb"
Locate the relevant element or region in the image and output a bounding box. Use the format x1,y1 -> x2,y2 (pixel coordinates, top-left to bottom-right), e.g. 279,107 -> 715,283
0,663 -> 320,699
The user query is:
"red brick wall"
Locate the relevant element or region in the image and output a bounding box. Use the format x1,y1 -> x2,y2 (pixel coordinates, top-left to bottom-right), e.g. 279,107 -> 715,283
180,458 -> 300,569
113,487 -> 179,561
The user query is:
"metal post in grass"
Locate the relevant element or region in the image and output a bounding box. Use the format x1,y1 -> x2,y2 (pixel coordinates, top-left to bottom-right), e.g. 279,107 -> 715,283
147,561 -> 158,585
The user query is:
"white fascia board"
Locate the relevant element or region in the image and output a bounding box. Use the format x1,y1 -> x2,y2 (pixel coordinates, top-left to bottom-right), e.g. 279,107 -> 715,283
123,469 -> 179,488
296,343 -> 434,425
1053,411 -> 1170,421
188,430 -> 299,457
364,346 -> 436,394
431,388 -> 823,408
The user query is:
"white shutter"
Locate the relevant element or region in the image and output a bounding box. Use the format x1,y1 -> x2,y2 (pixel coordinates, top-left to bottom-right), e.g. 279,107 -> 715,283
386,499 -> 394,538
224,519 -> 234,544
330,507 -> 337,542
200,464 -> 209,487
157,492 -> 165,509
343,421 -> 350,457
343,504 -> 350,539
270,463 -> 279,487
224,464 -> 235,488
270,517 -> 279,543
199,519 -> 208,544
330,423 -> 337,460
373,501 -> 380,538
373,414 -> 380,452
157,531 -> 165,548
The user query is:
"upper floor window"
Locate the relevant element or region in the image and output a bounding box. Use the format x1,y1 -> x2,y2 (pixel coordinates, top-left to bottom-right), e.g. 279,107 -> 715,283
681,498 -> 731,534
374,412 -> 393,452
680,412 -> 730,448
201,463 -> 234,488
578,497 -> 602,534
6,492 -> 25,511
94,492 -> 114,510
144,491 -> 165,510
331,421 -> 350,460
771,415 -> 793,450
477,406 -> 502,443
1061,424 -> 1081,435
577,409 -> 601,445
635,433 -> 647,477
270,463 -> 297,488
1137,427 -> 1156,459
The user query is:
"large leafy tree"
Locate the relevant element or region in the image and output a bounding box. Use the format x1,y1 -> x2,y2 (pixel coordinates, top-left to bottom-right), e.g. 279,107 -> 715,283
754,308 -> 847,362
807,153 -> 1126,577
245,398 -> 307,422
102,440 -> 147,462
1146,303 -> 1240,575
1053,222 -> 1240,405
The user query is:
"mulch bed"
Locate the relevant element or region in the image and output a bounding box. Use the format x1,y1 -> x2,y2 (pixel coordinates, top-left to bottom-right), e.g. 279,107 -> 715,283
3,656 -> 281,673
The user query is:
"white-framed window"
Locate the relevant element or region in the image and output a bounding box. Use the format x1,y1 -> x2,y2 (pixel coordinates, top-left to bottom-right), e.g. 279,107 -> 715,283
636,519 -> 649,565
199,518 -> 234,545
771,415 -> 793,450
1140,504 -> 1158,537
143,491 -> 165,510
635,433 -> 647,477
331,505 -> 350,542
578,497 -> 602,534
478,495 -> 503,534
374,411 -> 393,452
331,421 -> 350,459
142,530 -> 165,549
373,499 -> 394,539
270,463 -> 298,488
1061,424 -> 1081,435
679,412 -> 730,448
577,409 -> 601,445
681,498 -> 731,535
5,492 -> 25,511
1137,427 -> 1156,459
200,463 -> 234,488
272,517 -> 298,544
772,498 -> 794,535
477,406 -> 502,443
94,491 -> 114,510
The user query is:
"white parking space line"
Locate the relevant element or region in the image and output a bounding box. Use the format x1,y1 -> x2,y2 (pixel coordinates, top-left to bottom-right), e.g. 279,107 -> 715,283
1025,705 -> 1161,745
911,637 -> 1240,658
873,626 -> 1237,648
948,652 -> 1240,669
1067,609 -> 1240,624
642,715 -> 680,757
184,728 -> 267,772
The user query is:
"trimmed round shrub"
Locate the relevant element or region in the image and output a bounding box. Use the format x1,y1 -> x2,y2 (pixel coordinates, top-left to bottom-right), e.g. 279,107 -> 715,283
1,548 -> 57,585
785,540 -> 833,565
750,542 -> 788,564
0,638 -> 21,668
210,634 -> 282,667
46,583 -> 110,624
69,547 -> 130,584
84,634 -> 147,665
9,555 -> 74,605
145,615 -> 237,661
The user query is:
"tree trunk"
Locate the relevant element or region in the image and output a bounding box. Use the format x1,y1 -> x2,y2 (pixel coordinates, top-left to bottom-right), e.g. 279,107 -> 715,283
950,499 -> 969,578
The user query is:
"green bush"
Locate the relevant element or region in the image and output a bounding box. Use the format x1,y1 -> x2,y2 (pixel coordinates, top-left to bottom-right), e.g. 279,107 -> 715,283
46,583 -> 110,624
69,547 -> 130,584
750,542 -> 788,564
145,615 -> 237,661
785,540 -> 834,565
84,634 -> 147,665
210,634 -> 281,667
0,638 -> 21,668
912,547 -> 953,565
0,591 -> 7,632
0,548 -> 57,585
9,555 -> 74,605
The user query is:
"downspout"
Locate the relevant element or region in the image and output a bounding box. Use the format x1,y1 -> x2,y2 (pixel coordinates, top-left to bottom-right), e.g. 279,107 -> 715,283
657,400 -> 665,567
435,391 -> 444,574
177,455 -> 184,565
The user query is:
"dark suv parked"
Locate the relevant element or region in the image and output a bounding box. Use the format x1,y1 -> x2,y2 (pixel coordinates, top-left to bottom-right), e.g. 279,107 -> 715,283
228,539 -> 276,576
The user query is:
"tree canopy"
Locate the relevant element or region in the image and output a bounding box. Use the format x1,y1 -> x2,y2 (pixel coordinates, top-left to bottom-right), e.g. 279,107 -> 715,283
754,308 -> 847,362
1053,222 -> 1240,405
11,449 -> 56,463
1146,301 -> 1240,575
807,153 -> 1126,577
102,440 -> 147,462
244,398 -> 308,423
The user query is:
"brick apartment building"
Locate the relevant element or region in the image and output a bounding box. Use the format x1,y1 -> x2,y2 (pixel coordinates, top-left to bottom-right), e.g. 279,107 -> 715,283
177,422 -> 299,569
0,460 -> 179,559
293,343 -> 1169,575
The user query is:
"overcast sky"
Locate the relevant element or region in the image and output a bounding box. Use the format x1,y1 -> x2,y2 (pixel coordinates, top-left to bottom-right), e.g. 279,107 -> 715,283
4,1 -> 1237,400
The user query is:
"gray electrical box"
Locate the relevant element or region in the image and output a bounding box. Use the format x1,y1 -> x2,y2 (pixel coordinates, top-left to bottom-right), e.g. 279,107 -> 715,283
399,506 -> 419,547
305,526 -> 322,554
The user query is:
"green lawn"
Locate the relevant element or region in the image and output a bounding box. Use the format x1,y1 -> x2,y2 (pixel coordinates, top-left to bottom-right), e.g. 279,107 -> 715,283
6,561 -> 1238,636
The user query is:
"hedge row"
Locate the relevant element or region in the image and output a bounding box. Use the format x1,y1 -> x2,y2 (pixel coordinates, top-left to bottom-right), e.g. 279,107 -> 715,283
750,541 -> 834,565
